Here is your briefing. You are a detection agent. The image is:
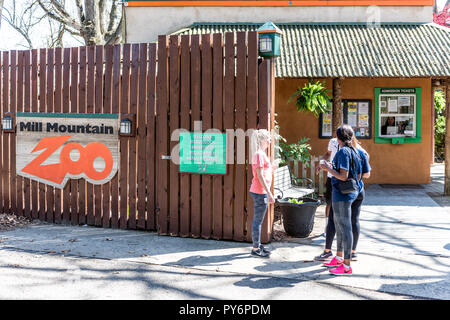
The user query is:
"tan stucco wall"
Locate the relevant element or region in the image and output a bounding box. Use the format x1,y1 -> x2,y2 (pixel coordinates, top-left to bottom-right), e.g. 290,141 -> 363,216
275,77 -> 432,185
124,6 -> 433,43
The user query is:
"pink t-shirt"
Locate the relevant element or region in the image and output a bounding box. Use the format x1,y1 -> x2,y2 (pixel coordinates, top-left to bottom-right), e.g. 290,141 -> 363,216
250,150 -> 273,194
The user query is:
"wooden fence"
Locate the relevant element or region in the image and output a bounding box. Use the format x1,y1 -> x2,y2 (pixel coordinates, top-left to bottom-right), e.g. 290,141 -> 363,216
286,157 -> 327,196
0,32 -> 275,243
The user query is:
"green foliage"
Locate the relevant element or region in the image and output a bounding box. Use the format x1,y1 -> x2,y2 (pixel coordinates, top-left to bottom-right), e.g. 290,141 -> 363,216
288,80 -> 332,118
434,90 -> 446,162
288,198 -> 304,205
278,137 -> 312,167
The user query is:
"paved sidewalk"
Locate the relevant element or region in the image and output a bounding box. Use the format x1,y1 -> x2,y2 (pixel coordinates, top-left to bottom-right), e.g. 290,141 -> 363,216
0,164 -> 449,300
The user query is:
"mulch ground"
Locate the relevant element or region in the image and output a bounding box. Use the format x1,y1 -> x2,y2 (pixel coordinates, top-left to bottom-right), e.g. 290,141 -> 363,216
0,213 -> 34,232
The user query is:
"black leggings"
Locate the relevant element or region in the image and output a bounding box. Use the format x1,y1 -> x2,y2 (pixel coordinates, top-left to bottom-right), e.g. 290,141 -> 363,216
325,190 -> 364,251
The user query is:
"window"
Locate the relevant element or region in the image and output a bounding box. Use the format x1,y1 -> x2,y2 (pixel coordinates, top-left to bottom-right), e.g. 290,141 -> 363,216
375,88 -> 421,144
259,36 -> 272,53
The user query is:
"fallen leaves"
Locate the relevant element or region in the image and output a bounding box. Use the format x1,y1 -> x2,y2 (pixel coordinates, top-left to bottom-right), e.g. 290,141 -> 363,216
0,214 -> 33,231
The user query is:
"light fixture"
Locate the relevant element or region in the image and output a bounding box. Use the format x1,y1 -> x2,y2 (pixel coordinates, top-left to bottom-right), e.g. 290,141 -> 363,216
119,113 -> 136,137
256,21 -> 282,58
120,118 -> 131,135
259,36 -> 272,53
2,113 -> 15,133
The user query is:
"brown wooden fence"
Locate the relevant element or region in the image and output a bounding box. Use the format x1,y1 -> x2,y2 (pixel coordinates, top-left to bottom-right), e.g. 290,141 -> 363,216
0,31 -> 275,243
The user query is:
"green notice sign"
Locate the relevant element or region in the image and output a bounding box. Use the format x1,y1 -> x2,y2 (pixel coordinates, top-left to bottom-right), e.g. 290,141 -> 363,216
179,132 -> 227,175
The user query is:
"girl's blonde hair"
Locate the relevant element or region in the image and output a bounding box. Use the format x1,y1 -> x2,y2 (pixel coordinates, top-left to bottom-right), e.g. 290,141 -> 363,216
251,129 -> 271,154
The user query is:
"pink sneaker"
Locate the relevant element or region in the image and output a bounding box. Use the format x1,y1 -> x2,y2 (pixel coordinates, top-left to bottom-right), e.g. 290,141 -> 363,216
329,264 -> 352,276
322,256 -> 343,268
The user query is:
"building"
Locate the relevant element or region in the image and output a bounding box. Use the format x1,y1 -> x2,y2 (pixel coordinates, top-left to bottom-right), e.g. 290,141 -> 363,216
123,0 -> 450,185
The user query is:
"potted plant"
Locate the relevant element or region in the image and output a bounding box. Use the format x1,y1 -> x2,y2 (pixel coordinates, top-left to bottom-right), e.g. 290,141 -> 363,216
288,80 -> 332,118
277,197 -> 321,238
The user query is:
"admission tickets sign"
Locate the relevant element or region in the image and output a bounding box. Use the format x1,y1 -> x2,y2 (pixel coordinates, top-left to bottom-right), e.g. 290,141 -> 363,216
16,113 -> 119,189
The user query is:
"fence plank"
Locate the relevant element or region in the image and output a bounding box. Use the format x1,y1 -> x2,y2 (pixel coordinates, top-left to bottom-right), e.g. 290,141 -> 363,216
257,59 -> 271,244
128,44 -> 139,230
103,45 -> 114,228
62,48 -> 71,223
31,49 -> 39,220
137,43 -> 147,230
53,48 -> 62,223
223,32 -> 235,240
70,47 -> 79,225
46,48 -> 55,223
169,35 -> 180,236
120,44 -> 131,229
234,32 -> 246,242
212,33 -> 223,240
146,43 -> 157,231
190,35 -> 201,238
9,51 -> 16,215
86,46 -> 95,226
179,35 -> 191,237
2,51 -> 10,214
156,36 -> 169,235
111,44 -> 121,228
246,32 -> 258,243
9,51 -> 17,215
94,45 -> 104,227
16,51 -> 24,217
38,48 -> 47,222
23,51 -> 32,219
201,34 -> 212,239
78,46 -> 87,225
0,52 -> 3,214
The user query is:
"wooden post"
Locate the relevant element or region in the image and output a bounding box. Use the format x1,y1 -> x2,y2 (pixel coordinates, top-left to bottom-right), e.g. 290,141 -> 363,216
431,79 -> 441,165
445,79 -> 450,195
332,78 -> 343,136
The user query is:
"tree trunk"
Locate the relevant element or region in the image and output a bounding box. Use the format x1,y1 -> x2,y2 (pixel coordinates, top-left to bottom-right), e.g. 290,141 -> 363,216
83,0 -> 102,45
445,79 -> 450,195
332,78 -> 343,137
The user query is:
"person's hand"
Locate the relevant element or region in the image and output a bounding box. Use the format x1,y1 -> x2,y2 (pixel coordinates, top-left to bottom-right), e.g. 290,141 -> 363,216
268,193 -> 275,204
315,165 -> 321,175
319,161 -> 332,171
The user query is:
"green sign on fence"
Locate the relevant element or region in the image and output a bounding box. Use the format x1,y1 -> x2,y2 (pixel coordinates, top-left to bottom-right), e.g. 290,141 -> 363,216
179,132 -> 227,175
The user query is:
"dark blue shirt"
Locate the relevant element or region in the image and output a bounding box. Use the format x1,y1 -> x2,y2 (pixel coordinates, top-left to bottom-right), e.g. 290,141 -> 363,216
331,146 -> 363,202
357,148 -> 371,191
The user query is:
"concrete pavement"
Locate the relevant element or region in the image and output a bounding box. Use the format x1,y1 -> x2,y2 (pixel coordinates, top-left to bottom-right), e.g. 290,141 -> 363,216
0,164 -> 449,300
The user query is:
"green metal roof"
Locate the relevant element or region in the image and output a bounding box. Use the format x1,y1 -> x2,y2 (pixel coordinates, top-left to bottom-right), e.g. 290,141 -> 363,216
175,23 -> 450,78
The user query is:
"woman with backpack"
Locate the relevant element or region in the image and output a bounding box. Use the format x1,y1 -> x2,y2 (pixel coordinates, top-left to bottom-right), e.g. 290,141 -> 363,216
318,125 -> 368,276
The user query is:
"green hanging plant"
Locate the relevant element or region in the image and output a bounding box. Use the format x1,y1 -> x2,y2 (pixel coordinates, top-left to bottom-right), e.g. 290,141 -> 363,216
288,80 -> 332,117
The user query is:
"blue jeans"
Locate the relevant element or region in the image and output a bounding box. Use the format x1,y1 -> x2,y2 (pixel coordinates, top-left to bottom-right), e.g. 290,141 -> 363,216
332,200 -> 354,260
250,192 -> 268,249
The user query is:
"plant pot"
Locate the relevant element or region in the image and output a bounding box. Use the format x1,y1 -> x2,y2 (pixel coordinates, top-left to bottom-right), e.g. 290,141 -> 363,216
277,197 -> 321,238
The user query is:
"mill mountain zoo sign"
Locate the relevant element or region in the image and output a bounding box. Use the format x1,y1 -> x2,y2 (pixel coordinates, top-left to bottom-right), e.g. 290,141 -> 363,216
16,113 -> 119,189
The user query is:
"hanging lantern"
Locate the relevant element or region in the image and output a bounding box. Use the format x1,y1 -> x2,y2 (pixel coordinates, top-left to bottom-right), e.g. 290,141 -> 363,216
257,21 -> 282,58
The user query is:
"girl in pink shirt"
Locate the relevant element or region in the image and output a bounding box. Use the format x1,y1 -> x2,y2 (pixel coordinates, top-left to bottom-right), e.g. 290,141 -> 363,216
249,129 -> 279,258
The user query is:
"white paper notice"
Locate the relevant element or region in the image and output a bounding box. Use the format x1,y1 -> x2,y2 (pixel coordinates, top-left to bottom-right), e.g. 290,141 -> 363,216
398,96 -> 410,107
358,102 -> 369,115
348,114 -> 357,127
388,99 -> 398,112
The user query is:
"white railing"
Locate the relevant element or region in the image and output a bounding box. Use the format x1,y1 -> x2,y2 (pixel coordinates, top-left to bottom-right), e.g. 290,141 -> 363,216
284,156 -> 327,196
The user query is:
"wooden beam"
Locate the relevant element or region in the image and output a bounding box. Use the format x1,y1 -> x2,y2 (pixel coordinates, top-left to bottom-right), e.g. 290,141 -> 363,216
332,77 -> 343,136
445,79 -> 450,195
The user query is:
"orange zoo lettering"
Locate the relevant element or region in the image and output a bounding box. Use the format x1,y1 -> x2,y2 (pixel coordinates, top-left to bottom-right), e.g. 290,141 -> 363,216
21,136 -> 114,185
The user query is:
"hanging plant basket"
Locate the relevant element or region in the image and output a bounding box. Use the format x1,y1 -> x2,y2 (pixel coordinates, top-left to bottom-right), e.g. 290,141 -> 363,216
288,80 -> 332,118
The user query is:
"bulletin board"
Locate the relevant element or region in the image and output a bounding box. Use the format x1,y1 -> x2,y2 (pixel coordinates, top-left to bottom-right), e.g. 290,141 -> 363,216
318,110 -> 333,139
343,100 -> 372,139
